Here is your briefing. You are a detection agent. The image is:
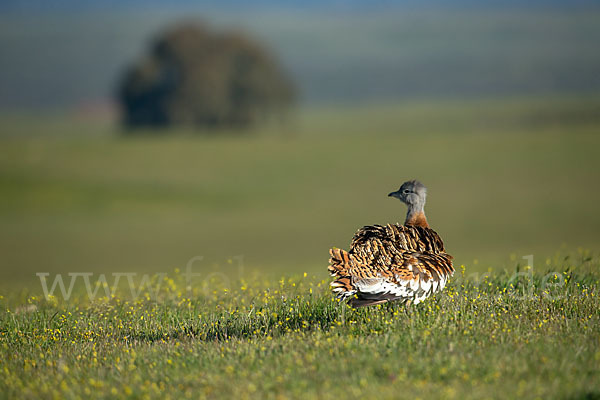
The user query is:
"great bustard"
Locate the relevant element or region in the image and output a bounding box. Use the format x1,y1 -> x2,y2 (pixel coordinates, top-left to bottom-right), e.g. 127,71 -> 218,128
328,180 -> 454,308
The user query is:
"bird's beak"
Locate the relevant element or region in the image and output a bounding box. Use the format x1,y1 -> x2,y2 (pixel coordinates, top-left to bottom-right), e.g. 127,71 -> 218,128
388,191 -> 400,198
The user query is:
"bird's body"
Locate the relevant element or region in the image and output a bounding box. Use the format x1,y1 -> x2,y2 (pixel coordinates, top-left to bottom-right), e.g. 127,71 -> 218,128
328,180 -> 454,308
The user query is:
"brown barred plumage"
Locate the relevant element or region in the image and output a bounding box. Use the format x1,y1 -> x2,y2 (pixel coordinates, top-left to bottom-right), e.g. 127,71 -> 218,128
328,180 -> 454,308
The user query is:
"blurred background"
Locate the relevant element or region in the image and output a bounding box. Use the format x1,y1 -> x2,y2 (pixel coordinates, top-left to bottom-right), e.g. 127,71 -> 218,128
1,0 -> 600,291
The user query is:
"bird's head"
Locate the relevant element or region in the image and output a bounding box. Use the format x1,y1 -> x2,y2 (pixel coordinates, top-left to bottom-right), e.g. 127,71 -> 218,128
388,180 -> 427,208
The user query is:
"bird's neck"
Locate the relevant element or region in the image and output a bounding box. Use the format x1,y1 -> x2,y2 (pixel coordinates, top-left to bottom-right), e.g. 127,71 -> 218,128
405,205 -> 429,228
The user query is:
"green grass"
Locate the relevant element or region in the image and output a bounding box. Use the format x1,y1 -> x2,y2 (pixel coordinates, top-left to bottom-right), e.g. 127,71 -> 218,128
1,251 -> 599,399
1,96 -> 600,398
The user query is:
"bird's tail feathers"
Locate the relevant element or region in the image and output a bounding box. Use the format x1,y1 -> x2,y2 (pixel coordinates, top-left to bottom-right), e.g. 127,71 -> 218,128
328,248 -> 352,276
328,248 -> 355,297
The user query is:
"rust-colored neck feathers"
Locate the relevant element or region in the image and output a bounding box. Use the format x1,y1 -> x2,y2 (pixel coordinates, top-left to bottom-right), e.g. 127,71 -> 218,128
405,210 -> 429,228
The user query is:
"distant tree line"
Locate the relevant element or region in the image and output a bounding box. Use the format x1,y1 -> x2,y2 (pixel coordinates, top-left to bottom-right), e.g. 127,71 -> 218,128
118,23 -> 296,130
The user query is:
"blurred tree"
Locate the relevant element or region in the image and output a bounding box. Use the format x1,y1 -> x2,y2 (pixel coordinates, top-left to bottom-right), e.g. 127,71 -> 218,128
118,23 -> 296,130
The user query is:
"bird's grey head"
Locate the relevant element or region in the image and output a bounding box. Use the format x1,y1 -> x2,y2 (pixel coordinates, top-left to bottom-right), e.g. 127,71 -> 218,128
388,180 -> 427,208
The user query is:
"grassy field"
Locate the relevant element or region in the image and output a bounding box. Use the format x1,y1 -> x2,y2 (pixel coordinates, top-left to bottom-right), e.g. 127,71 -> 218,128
1,253 -> 599,399
1,96 -> 600,398
1,96 -> 600,289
